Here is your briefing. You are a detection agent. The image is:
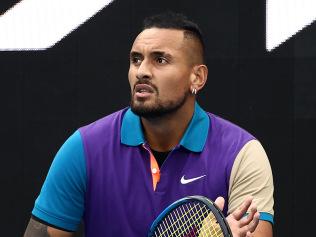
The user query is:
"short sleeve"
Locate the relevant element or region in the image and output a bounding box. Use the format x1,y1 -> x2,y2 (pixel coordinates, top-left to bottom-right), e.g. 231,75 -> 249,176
228,140 -> 274,224
32,130 -> 86,231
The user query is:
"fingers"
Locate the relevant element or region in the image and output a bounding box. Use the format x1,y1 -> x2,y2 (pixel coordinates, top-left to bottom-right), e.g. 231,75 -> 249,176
214,196 -> 225,211
247,212 -> 260,233
235,211 -> 259,237
232,196 -> 253,220
239,199 -> 260,233
240,205 -> 257,226
238,211 -> 260,236
227,196 -> 260,237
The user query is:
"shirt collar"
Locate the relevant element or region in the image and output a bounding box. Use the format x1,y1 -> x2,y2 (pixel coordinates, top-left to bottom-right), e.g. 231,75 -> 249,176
120,102 -> 210,152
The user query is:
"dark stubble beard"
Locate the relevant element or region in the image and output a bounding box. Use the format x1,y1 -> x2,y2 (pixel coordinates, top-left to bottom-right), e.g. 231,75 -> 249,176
130,90 -> 190,119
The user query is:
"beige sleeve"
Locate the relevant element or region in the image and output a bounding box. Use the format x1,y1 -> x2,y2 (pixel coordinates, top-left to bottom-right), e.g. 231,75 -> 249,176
228,140 -> 274,216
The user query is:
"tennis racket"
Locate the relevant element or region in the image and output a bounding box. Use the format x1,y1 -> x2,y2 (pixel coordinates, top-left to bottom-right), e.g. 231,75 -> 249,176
148,195 -> 232,237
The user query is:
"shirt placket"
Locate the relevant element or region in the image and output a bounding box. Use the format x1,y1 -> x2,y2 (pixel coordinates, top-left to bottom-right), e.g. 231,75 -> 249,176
142,143 -> 160,191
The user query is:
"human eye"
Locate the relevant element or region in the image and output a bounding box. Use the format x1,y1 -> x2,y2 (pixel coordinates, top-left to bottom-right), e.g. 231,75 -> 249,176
132,57 -> 141,64
156,57 -> 168,64
130,54 -> 142,65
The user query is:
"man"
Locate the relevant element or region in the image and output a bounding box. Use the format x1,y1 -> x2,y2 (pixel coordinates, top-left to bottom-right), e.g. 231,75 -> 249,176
24,12 -> 274,237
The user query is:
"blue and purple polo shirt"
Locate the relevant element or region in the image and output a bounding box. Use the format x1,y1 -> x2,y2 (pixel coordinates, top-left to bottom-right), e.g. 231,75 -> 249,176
32,103 -> 274,236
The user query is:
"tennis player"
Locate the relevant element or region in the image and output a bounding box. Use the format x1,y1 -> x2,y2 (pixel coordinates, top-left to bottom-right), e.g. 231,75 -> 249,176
24,12 -> 274,237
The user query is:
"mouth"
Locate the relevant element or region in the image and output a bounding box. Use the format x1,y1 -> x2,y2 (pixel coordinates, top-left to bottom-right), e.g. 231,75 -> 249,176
134,84 -> 154,94
133,84 -> 155,99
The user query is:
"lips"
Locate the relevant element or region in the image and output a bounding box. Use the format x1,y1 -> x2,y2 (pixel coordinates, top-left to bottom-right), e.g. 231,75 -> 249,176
134,84 -> 154,94
133,83 -> 155,99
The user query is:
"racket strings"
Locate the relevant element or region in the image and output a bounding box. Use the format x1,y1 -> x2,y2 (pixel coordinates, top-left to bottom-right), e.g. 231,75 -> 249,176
154,202 -> 224,237
170,203 -> 206,236
184,204 -> 223,237
174,204 -> 200,236
179,204 -> 213,236
155,203 -> 200,236
158,204 -> 218,237
198,211 -> 224,237
191,204 -> 221,237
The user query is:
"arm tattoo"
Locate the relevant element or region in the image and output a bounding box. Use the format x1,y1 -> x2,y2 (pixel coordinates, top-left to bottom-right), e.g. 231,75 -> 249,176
24,218 -> 50,237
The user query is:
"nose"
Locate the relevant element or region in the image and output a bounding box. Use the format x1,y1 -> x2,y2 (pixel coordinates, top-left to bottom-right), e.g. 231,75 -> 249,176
136,60 -> 152,80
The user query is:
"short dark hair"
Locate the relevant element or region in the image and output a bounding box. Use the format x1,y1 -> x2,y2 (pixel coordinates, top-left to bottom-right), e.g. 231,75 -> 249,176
142,11 -> 205,63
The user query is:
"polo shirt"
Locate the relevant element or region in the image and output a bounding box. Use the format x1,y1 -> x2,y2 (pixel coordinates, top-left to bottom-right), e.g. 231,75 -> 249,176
32,103 -> 274,236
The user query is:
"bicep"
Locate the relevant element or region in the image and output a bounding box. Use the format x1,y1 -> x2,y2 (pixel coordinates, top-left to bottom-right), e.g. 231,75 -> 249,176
24,217 -> 73,237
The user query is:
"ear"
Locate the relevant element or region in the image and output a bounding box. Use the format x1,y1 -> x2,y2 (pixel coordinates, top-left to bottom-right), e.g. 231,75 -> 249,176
190,64 -> 208,93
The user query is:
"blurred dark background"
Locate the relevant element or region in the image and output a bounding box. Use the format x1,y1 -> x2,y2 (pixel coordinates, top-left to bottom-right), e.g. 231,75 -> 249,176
1,0 -> 315,236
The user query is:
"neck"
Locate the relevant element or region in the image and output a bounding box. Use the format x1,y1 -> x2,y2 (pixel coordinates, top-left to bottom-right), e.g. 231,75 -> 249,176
141,99 -> 195,152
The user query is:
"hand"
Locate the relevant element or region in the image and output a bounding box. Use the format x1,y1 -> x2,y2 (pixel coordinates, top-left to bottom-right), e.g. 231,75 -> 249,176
214,196 -> 260,237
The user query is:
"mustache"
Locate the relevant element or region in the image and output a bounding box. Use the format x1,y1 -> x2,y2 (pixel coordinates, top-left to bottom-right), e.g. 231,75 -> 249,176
133,79 -> 158,93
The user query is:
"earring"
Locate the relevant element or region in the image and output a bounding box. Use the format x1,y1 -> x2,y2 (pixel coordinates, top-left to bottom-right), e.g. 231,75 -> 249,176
191,88 -> 197,95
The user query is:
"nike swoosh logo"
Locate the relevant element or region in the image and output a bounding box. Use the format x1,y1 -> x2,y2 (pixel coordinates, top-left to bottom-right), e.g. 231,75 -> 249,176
180,175 -> 206,184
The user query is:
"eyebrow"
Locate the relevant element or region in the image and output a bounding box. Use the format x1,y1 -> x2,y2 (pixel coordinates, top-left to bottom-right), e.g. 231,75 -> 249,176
130,51 -> 172,59
130,51 -> 143,59
152,51 -> 172,59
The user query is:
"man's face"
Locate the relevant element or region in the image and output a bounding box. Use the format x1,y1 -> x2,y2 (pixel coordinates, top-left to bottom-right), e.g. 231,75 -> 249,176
128,28 -> 194,118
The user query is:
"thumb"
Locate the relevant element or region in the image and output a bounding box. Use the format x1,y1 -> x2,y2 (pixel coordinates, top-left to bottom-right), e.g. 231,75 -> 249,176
214,196 -> 225,211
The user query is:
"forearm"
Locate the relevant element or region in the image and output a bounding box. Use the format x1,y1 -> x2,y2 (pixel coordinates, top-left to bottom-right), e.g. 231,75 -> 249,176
24,217 -> 73,237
